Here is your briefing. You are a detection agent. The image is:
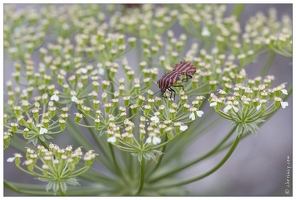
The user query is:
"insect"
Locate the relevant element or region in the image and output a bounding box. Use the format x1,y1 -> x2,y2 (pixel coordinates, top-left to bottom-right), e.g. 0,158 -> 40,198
157,61 -> 196,100
173,61 -> 196,82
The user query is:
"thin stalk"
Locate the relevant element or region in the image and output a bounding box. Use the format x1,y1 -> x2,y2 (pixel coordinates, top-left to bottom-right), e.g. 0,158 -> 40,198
66,119 -> 94,151
164,109 -> 218,160
38,139 -> 49,149
108,143 -> 123,177
148,135 -> 168,175
260,51 -> 276,76
4,180 -> 54,196
135,156 -> 145,195
231,4 -> 245,20
148,131 -> 242,190
148,125 -> 236,183
59,184 -> 66,196
82,116 -> 112,163
4,180 -> 114,196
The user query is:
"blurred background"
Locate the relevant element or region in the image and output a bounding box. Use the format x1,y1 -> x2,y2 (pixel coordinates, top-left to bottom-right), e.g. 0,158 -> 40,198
3,4 -> 292,196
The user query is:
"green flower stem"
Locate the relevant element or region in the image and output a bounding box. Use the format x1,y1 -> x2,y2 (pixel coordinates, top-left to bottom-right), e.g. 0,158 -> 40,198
75,123 -> 94,128
4,180 -> 54,196
5,180 -> 114,196
78,165 -> 116,184
108,143 -> 123,177
14,164 -> 46,179
260,51 -> 276,76
164,109 -> 218,160
68,166 -> 90,178
65,120 -> 116,173
59,183 -> 66,196
231,4 -> 245,20
135,155 -> 145,195
148,125 -> 236,183
82,116 -> 113,163
148,130 -> 242,190
148,135 -> 168,175
10,135 -> 35,152
268,45 -> 292,58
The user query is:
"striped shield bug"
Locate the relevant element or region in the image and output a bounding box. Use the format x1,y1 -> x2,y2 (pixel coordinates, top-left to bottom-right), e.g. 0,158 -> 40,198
157,70 -> 184,100
156,61 -> 196,100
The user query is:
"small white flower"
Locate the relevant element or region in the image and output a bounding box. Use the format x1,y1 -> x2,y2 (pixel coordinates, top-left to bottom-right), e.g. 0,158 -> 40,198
223,105 -> 239,113
223,105 -> 232,113
201,28 -> 211,36
80,68 -> 88,74
265,38 -> 270,44
189,112 -> 195,120
180,125 -> 188,131
146,136 -> 161,145
7,157 -> 15,162
152,137 -> 161,145
98,68 -> 105,75
281,89 -> 288,95
107,136 -> 116,143
256,104 -> 262,111
281,101 -> 289,109
232,106 -> 239,112
151,116 -> 160,123
146,137 -> 152,144
40,127 -> 48,135
71,96 -> 78,103
196,110 -> 204,117
209,102 -> 217,107
50,94 -> 59,101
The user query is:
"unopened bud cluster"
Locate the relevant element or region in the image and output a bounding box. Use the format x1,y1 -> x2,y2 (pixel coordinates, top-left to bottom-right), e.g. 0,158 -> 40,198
7,144 -> 96,194
209,75 -> 289,134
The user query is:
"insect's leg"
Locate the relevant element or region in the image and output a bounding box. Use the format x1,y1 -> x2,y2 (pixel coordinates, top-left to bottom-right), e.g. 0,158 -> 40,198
181,73 -> 192,82
173,84 -> 185,92
168,87 -> 176,101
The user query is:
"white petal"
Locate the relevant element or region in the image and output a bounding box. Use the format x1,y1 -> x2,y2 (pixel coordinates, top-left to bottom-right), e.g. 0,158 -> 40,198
151,116 -> 159,123
107,136 -> 116,143
152,137 -> 161,145
80,68 -> 88,74
146,137 -> 152,144
71,96 -> 78,103
223,105 -> 232,113
281,101 -> 289,109
201,29 -> 210,36
281,89 -> 288,95
256,104 -> 261,111
180,125 -> 188,131
50,94 -> 59,101
232,106 -> 239,113
40,127 -> 48,135
189,112 -> 195,120
209,102 -> 217,107
7,157 -> 15,162
196,110 -> 204,117
98,68 -> 105,75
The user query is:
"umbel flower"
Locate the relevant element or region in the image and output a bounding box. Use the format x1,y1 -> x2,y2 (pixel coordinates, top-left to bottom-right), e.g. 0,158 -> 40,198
209,76 -> 289,135
7,144 -> 96,195
3,4 -> 291,196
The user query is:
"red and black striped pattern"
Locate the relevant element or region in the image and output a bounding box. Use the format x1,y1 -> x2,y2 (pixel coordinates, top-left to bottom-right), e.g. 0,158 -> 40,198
157,61 -> 196,100
173,61 -> 196,82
